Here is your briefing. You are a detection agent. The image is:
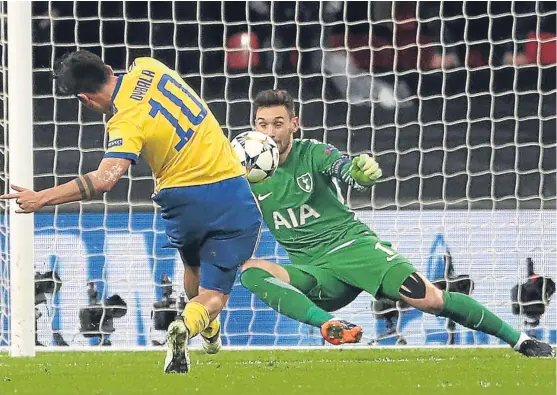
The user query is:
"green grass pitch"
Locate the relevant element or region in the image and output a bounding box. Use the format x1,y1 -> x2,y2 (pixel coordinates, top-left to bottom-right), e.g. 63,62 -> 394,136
0,348 -> 554,395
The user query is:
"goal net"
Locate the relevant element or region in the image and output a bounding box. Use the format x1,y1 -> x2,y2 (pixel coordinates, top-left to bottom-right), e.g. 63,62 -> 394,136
1,1 -> 555,349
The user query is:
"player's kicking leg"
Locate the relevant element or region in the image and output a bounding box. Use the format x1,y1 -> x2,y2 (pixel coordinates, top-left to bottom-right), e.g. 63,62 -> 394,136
240,259 -> 363,345
157,176 -> 262,373
165,242 -> 259,373
378,260 -> 555,358
165,285 -> 230,373
180,260 -> 222,354
165,252 -> 202,373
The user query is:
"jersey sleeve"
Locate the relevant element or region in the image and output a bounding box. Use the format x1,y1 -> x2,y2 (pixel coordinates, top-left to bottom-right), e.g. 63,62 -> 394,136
104,119 -> 144,164
310,142 -> 345,174
310,141 -> 368,190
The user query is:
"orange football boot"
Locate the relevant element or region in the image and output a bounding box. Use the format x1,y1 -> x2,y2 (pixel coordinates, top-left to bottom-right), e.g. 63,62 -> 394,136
320,320 -> 363,345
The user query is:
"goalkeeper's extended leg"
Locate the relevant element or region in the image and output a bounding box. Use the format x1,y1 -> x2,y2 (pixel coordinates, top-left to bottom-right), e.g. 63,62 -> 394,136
383,267 -> 554,357
240,259 -> 363,345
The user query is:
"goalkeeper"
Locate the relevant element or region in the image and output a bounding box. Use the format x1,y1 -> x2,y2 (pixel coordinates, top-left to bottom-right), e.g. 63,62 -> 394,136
239,89 -> 553,357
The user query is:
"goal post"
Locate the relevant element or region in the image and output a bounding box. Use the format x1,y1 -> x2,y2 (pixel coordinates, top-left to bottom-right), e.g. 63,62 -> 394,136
5,0 -> 35,357
0,1 -> 555,352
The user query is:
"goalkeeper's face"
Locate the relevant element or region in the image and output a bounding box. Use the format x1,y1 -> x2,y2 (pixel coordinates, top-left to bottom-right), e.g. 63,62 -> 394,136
255,105 -> 299,158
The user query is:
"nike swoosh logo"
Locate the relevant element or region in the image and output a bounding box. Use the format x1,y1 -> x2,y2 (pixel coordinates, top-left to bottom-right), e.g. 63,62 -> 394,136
326,239 -> 357,255
386,254 -> 400,262
473,311 -> 485,328
258,192 -> 273,201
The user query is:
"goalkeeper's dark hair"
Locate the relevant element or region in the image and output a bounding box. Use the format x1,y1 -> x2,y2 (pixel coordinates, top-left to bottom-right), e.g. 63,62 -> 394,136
53,50 -> 111,95
253,89 -> 296,117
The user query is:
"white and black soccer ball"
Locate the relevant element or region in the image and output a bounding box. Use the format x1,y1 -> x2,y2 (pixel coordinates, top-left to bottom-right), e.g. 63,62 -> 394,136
232,131 -> 279,183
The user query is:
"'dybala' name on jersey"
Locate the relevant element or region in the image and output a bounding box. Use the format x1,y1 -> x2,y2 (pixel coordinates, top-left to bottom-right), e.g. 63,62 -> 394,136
250,139 -> 372,265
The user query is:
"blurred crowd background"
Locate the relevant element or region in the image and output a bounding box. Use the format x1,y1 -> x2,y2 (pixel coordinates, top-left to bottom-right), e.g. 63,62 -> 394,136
4,1 -> 556,209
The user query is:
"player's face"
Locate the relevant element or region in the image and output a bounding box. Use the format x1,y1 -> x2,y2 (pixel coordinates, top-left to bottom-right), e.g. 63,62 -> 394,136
254,106 -> 299,155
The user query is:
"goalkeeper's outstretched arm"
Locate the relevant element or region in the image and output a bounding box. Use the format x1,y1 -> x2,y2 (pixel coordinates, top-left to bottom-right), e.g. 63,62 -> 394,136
0,157 -> 131,213
328,154 -> 382,189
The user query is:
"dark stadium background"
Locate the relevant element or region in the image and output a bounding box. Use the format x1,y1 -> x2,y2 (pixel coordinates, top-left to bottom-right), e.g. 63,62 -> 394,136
9,1 -> 555,210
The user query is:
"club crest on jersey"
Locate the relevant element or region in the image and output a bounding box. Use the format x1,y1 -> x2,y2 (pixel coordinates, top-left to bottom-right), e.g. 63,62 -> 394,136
296,173 -> 313,193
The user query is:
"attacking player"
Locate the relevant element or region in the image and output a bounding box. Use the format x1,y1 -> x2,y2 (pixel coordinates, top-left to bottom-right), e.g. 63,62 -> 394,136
239,89 -> 554,357
0,50 -> 263,372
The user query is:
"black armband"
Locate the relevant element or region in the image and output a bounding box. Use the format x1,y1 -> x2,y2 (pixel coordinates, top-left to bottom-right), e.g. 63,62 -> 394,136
75,178 -> 87,200
83,174 -> 96,199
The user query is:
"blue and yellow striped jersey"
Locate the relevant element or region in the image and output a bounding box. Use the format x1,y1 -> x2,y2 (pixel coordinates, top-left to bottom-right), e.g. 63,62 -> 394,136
105,57 -> 244,192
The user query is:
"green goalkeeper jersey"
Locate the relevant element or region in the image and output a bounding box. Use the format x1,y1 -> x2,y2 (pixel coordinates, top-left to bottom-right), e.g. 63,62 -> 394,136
250,139 -> 373,265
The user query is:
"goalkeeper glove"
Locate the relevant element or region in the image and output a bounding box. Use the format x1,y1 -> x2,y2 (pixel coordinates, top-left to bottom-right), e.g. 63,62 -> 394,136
350,154 -> 382,187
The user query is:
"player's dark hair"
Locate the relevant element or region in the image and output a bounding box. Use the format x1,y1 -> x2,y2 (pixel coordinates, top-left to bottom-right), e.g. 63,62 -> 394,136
253,89 -> 296,117
53,50 -> 111,95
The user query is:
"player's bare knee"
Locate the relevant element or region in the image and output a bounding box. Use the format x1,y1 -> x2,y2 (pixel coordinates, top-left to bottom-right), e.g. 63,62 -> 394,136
240,259 -> 259,271
184,265 -> 200,300
198,287 -> 228,304
423,286 -> 444,314
196,288 -> 229,320
240,258 -> 291,283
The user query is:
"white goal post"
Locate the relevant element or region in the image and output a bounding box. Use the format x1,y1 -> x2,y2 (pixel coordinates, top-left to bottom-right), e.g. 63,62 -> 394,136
3,0 -> 35,357
0,1 -> 555,354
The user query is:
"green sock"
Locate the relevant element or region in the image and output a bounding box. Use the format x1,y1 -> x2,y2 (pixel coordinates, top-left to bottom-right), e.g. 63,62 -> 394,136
240,267 -> 334,327
440,291 -> 521,346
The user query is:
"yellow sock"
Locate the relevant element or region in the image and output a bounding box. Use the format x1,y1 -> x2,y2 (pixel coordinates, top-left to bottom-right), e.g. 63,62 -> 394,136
182,302 -> 210,339
201,316 -> 220,339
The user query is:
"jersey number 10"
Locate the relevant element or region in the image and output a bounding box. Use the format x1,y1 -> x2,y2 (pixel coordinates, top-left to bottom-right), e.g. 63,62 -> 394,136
148,74 -> 207,152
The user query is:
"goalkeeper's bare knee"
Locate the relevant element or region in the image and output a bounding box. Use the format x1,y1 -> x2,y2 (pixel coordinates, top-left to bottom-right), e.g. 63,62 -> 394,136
241,258 -> 291,283
399,273 -> 444,314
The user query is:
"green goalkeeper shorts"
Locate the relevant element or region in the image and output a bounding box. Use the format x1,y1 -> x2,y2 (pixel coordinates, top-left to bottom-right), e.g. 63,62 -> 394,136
285,234 -> 416,312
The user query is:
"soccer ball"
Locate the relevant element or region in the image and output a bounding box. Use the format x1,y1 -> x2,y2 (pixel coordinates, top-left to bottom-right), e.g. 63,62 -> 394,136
232,131 -> 279,183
